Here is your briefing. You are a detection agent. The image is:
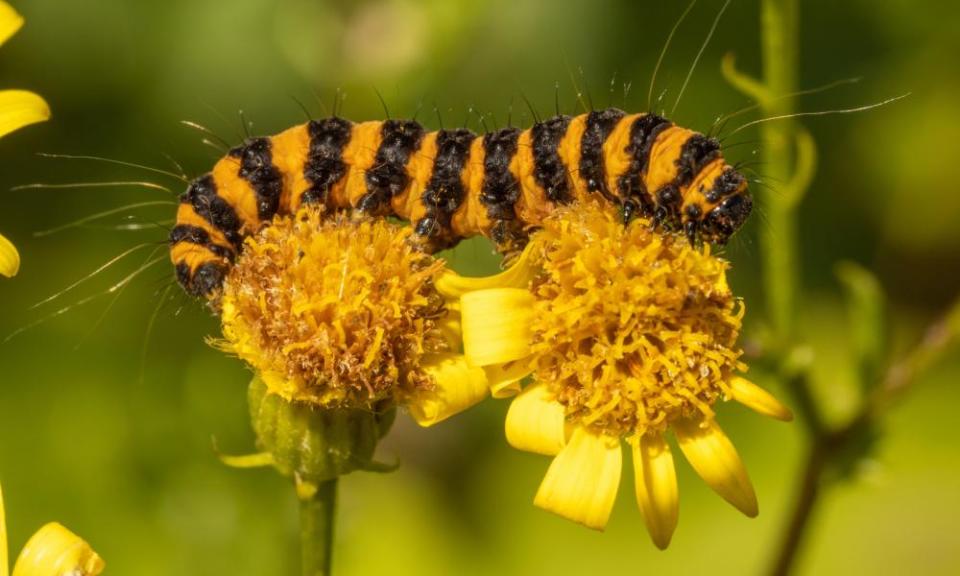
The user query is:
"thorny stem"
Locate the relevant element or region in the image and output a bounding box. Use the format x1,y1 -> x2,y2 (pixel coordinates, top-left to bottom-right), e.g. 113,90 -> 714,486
299,478 -> 338,576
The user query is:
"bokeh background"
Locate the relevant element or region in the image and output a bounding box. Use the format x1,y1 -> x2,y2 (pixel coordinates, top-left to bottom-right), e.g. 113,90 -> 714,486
1,0 -> 958,574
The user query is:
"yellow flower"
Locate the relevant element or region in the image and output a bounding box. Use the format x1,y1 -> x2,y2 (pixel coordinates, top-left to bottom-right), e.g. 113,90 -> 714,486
218,206 -> 488,427
0,483 -> 103,576
440,201 -> 792,548
0,1 -> 52,277
0,233 -> 18,278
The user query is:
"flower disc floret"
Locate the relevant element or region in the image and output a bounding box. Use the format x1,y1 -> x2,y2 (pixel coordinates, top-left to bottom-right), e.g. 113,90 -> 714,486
220,208 -> 450,409
528,203 -> 745,437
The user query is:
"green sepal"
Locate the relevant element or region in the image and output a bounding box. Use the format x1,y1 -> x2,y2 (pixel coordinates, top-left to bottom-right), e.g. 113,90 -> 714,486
360,459 -> 400,474
375,405 -> 396,438
835,261 -> 888,393
247,377 -> 395,483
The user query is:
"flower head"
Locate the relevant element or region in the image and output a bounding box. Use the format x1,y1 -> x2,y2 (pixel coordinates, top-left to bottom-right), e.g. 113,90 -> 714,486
221,208 -> 445,407
442,201 -> 792,548
217,207 -> 493,483
0,1 -> 51,278
528,202 -> 744,437
219,206 -> 488,426
1,483 -> 103,576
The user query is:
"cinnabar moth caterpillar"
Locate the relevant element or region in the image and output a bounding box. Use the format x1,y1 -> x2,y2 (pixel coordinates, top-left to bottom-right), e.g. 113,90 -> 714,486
170,108 -> 752,298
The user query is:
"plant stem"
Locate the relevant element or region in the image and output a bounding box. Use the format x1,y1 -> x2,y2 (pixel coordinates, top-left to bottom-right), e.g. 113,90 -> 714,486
760,0 -> 799,341
756,1 -> 823,574
870,295 -> 960,414
770,300 -> 960,575
299,478 -> 338,576
769,443 -> 826,576
755,2 -> 959,574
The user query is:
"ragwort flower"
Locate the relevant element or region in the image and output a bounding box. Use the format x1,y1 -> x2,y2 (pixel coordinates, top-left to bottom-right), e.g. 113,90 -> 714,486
439,201 -> 792,548
0,483 -> 103,576
0,1 -> 51,278
218,206 -> 489,431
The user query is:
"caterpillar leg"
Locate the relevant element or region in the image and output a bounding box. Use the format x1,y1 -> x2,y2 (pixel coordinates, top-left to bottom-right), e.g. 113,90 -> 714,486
411,216 -> 460,253
489,219 -> 530,268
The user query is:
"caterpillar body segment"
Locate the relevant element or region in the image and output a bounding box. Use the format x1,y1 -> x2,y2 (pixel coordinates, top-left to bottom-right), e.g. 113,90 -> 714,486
171,108 -> 751,298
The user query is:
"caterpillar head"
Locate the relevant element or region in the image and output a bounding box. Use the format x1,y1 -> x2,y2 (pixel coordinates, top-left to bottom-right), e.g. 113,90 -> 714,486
699,169 -> 752,245
175,261 -> 227,299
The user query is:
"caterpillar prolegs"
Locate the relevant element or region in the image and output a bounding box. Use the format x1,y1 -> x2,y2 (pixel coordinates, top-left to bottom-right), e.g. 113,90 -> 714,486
170,108 -> 752,298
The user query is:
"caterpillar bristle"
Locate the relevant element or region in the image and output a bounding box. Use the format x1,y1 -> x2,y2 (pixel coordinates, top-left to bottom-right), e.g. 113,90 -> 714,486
5,252 -> 166,343
170,105 -> 757,299
35,153 -> 189,183
139,282 -> 176,386
180,120 -> 233,150
671,0 -> 731,116
648,0 -> 698,111
728,93 -> 911,136
12,181 -> 174,195
34,200 -> 175,237
28,242 -> 158,311
74,245 -> 166,350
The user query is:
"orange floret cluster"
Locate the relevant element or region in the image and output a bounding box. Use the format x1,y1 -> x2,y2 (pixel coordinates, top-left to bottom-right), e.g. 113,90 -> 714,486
219,208 -> 450,408
528,202 -> 746,437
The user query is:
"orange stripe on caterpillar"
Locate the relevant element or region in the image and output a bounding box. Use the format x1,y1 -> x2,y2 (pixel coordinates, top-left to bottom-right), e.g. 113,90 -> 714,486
210,153 -> 259,232
513,127 -> 550,228
170,108 -> 752,299
268,123 -> 311,214
339,120 -> 384,210
557,113 -> 590,200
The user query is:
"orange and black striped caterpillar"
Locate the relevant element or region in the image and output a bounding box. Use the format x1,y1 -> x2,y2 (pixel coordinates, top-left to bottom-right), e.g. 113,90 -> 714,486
170,108 -> 751,298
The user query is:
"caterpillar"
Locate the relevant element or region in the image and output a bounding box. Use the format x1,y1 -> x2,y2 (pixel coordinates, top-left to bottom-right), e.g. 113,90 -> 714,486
170,108 -> 751,298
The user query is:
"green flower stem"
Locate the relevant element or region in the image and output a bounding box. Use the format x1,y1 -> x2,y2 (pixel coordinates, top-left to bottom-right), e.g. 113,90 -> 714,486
752,1 -> 826,574
760,0 -> 800,341
769,442 -> 826,576
745,2 -> 960,574
298,478 -> 338,576
771,298 -> 960,575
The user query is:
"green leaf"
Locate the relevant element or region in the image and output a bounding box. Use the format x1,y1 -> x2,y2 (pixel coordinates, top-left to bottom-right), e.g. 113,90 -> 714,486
835,261 -> 888,392
720,52 -> 773,106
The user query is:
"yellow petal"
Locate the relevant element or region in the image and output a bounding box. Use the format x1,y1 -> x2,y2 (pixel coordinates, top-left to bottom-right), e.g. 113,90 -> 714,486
436,312 -> 462,351
534,426 -> 622,530
505,383 -> 566,455
632,434 -> 679,550
1,483 -> 8,576
461,288 -> 534,367
0,90 -> 50,140
0,233 -> 19,278
12,523 -> 103,576
674,417 -> 758,517
435,241 -> 537,298
484,360 -> 532,398
408,354 -> 489,426
0,2 -> 24,47
729,376 -> 793,421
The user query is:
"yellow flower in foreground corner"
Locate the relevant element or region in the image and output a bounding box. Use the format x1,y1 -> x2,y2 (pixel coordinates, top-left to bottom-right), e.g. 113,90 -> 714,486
218,207 -> 488,430
438,201 -> 793,549
0,0 -> 52,278
0,483 -> 103,576
0,234 -> 18,278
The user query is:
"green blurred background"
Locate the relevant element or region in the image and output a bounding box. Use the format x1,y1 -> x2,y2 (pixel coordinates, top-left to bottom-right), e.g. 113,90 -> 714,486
1,0 -> 958,574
